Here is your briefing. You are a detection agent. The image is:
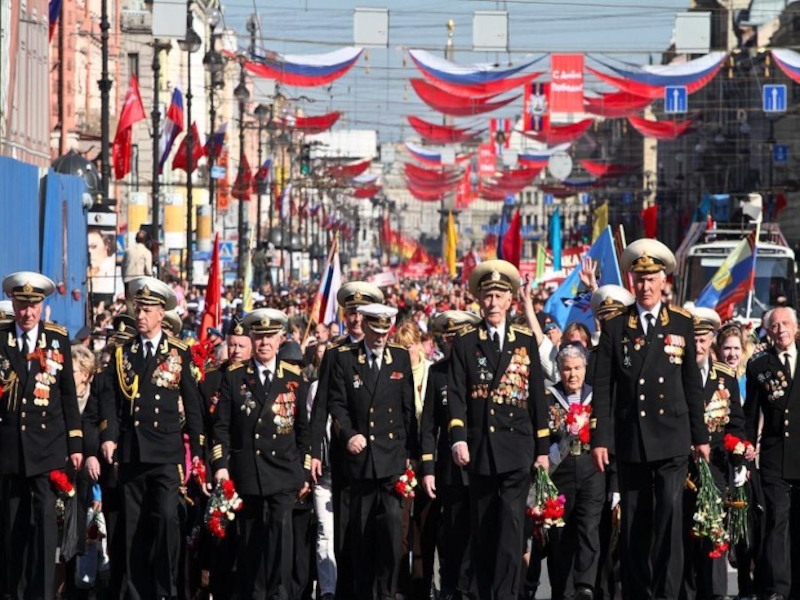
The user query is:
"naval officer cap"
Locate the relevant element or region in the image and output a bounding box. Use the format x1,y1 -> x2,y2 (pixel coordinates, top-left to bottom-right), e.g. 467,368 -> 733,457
431,310 -> 482,335
3,271 -> 56,303
620,238 -> 676,276
0,300 -> 14,319
110,314 -> 137,339
358,303 -> 398,335
336,281 -> 384,310
688,305 -> 721,335
162,311 -> 182,336
127,276 -> 177,311
590,285 -> 636,321
468,259 -> 520,297
225,313 -> 249,337
244,308 -> 288,335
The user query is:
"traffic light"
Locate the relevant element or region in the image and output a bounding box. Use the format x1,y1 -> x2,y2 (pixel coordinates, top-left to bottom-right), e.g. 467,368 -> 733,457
300,144 -> 311,175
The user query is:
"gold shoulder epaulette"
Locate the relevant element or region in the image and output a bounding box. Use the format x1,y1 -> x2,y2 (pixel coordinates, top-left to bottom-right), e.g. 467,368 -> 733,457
668,305 -> 692,318
279,360 -> 303,376
327,340 -> 343,352
459,325 -> 476,337
44,322 -> 68,336
510,324 -> 532,336
168,336 -> 189,351
0,320 -> 13,331
228,361 -> 246,372
338,343 -> 355,352
388,342 -> 405,349
607,310 -> 626,323
712,361 -> 736,377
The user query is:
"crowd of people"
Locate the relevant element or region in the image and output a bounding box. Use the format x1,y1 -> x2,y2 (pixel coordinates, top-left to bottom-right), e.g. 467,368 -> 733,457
0,235 -> 795,600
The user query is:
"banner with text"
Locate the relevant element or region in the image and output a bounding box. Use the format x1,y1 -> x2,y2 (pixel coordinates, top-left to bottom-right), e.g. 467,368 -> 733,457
550,54 -> 584,113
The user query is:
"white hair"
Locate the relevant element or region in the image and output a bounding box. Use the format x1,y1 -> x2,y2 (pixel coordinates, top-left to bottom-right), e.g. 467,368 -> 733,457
556,343 -> 588,369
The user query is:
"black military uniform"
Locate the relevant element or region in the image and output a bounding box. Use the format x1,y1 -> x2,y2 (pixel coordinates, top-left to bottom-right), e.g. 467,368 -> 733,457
0,272 -> 83,600
545,382 -> 605,600
308,281 -> 384,598
213,358 -> 310,598
327,309 -> 417,600
592,241 -> 706,600
100,279 -> 204,600
420,358 -> 470,599
683,357 -> 744,600
744,339 -> 800,600
448,260 -> 549,600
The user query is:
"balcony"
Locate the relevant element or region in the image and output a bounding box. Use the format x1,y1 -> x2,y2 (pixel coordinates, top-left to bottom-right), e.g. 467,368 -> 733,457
121,10 -> 152,33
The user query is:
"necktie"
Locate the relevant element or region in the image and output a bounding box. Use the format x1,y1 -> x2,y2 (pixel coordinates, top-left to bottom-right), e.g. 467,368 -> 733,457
784,352 -> 793,381
492,331 -> 501,353
262,369 -> 271,386
19,335 -> 30,369
645,314 -> 655,341
145,341 -> 154,364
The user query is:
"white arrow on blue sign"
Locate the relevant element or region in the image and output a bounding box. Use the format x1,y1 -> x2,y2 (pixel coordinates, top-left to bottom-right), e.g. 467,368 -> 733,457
664,86 -> 688,114
774,144 -> 789,164
763,84 -> 787,113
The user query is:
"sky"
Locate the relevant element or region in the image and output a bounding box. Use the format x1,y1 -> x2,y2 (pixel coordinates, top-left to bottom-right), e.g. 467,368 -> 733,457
217,0 -> 694,143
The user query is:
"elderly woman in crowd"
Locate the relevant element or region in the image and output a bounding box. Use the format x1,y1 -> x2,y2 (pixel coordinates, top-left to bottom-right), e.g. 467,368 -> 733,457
545,343 -> 605,600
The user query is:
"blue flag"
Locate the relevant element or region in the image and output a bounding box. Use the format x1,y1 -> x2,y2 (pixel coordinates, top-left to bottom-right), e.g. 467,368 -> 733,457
549,207 -> 562,271
543,226 -> 623,333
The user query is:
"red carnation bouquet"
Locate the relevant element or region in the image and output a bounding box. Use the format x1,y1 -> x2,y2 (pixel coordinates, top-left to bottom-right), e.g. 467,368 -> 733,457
691,458 -> 730,558
50,470 -> 75,498
190,340 -> 217,383
394,467 -> 418,499
191,456 -> 207,488
724,433 -> 754,545
526,466 -> 566,533
204,479 -> 244,539
565,404 -> 592,445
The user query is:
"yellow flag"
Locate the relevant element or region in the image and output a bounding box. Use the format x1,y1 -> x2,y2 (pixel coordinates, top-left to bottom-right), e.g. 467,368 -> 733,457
592,202 -> 608,242
446,211 -> 458,277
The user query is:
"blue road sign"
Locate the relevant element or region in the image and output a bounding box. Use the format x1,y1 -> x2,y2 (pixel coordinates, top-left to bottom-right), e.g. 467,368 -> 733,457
664,86 -> 688,114
219,241 -> 236,263
544,194 -> 554,206
774,144 -> 789,163
763,84 -> 787,113
116,235 -> 125,258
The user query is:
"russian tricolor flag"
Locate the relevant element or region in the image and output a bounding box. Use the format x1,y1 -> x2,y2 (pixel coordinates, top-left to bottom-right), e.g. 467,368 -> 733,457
158,88 -> 184,173
204,123 -> 228,159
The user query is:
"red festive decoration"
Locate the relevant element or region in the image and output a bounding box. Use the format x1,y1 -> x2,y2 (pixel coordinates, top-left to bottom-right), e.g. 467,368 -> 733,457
410,79 -> 519,117
565,403 -> 592,445
205,480 -> 243,539
49,470 -> 75,498
191,456 -> 207,488
394,467 -> 418,499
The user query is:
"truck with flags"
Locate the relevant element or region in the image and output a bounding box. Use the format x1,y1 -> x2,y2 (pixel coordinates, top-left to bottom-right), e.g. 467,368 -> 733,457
675,221 -> 797,325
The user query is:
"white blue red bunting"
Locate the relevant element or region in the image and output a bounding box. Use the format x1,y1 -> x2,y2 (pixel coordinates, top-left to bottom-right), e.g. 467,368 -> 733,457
245,47 -> 363,87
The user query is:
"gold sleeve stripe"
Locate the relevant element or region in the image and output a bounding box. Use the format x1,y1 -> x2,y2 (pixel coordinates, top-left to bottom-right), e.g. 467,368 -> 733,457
536,428 -> 550,438
590,418 -> 598,430
448,419 -> 465,432
199,434 -> 206,445
421,453 -> 434,462
99,420 -> 108,433
211,444 -> 223,460
69,429 -> 83,438
303,454 -> 312,470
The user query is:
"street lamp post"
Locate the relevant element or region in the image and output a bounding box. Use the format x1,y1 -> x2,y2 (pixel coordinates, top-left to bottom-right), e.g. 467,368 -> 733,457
234,65 -> 251,282
151,38 -> 171,266
203,8 -> 224,223
99,0 -> 112,202
178,6 -> 201,285
254,103 -> 271,247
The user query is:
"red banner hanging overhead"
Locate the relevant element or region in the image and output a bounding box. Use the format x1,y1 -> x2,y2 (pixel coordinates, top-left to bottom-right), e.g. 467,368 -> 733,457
524,82 -> 550,132
550,54 -> 585,113
478,143 -> 497,178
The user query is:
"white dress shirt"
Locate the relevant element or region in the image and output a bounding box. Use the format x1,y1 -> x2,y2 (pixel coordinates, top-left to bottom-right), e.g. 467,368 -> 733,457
636,302 -> 662,335
487,321 -> 506,352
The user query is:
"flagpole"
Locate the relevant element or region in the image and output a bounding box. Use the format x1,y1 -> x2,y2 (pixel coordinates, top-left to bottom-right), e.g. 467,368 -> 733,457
99,0 -> 111,202
745,219 -> 761,320
303,234 -> 338,345
151,40 -> 170,268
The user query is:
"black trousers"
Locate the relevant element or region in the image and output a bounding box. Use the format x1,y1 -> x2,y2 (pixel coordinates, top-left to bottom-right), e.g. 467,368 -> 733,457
329,441 -> 355,598
238,491 -> 295,600
618,456 -> 687,600
760,473 -> 800,598
118,462 -> 181,600
548,458 -> 605,599
1,473 -> 58,600
350,478 -> 404,600
469,468 -> 530,600
438,485 -> 471,597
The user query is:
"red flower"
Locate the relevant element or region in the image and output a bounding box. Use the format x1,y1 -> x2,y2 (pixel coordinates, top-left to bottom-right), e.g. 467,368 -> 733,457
0,385 -> 4,399
49,470 -> 75,496
723,433 -> 740,453
222,479 -> 236,500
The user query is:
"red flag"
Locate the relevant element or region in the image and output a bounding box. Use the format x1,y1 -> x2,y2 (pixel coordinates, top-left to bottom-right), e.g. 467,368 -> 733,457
172,122 -> 205,174
642,205 -> 658,238
461,250 -> 479,283
233,154 -> 253,201
501,209 -> 522,268
112,75 -> 146,179
199,233 -> 222,342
